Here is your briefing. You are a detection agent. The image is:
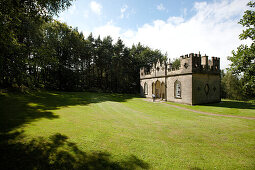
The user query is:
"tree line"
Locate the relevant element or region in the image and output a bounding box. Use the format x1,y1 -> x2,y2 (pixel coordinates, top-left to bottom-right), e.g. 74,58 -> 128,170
0,0 -> 165,93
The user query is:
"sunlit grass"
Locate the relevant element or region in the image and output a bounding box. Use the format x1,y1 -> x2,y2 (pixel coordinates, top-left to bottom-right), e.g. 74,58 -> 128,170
165,99 -> 255,117
0,91 -> 254,169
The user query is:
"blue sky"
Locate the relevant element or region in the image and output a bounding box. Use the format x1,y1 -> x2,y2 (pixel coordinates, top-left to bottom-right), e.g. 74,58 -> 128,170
56,0 -> 251,69
58,0 -> 207,31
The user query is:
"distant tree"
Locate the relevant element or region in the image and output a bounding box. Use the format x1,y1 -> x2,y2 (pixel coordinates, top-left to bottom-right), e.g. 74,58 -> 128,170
221,71 -> 243,100
228,1 -> 255,98
171,58 -> 180,69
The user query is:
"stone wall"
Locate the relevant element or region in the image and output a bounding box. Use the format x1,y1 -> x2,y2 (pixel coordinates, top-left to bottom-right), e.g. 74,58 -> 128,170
140,53 -> 221,105
140,77 -> 166,98
192,74 -> 221,104
166,75 -> 192,104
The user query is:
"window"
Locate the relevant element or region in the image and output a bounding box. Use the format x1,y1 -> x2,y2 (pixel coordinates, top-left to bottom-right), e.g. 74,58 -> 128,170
174,80 -> 181,98
152,82 -> 155,94
144,82 -> 148,95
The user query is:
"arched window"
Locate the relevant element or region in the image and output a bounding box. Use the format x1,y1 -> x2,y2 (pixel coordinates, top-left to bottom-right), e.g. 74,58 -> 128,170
161,82 -> 165,99
152,82 -> 155,94
144,82 -> 148,95
174,80 -> 181,98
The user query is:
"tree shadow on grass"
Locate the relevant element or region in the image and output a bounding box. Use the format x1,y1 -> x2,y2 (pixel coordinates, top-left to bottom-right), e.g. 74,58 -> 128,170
202,100 -> 255,110
0,91 -> 139,133
0,132 -> 149,170
0,91 -> 149,169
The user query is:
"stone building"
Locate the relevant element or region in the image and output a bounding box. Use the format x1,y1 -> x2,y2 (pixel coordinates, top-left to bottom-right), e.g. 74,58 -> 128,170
140,53 -> 221,105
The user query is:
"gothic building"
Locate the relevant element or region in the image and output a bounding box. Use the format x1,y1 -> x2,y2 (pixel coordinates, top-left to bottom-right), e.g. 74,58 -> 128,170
140,53 -> 221,105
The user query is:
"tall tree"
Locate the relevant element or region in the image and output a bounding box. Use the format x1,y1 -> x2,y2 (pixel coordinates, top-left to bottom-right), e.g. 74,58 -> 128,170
228,1 -> 255,98
0,0 -> 73,88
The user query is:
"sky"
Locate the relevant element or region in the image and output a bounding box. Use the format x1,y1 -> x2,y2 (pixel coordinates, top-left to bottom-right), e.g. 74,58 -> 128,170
56,0 -> 252,69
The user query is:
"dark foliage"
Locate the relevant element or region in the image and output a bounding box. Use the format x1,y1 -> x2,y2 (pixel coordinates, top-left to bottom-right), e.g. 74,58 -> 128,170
0,0 -> 165,93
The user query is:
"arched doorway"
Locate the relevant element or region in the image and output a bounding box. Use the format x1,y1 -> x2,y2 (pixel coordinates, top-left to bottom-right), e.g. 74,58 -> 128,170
161,82 -> 165,99
155,80 -> 160,98
152,82 -> 155,95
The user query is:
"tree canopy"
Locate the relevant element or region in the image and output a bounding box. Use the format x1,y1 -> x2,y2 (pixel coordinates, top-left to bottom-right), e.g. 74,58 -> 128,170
0,1 -> 165,93
227,1 -> 255,98
0,0 -> 73,89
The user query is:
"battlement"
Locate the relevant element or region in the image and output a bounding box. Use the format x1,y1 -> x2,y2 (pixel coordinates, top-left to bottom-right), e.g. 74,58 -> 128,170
178,53 -> 220,73
140,53 -> 220,79
140,59 -> 166,78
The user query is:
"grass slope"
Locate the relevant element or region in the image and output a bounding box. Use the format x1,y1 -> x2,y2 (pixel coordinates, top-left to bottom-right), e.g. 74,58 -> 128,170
0,91 -> 254,169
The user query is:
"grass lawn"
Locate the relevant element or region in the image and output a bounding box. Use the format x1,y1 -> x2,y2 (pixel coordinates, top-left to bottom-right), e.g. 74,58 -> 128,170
0,91 -> 254,169
165,99 -> 255,118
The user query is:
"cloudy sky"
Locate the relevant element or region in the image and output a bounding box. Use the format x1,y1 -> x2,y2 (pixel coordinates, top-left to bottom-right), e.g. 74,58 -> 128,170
56,0 -> 251,69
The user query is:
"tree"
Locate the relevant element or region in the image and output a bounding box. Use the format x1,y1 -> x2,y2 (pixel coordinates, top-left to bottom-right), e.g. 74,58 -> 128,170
171,58 -> 180,69
221,71 -> 243,100
0,0 -> 73,88
228,1 -> 255,98
0,0 -> 167,93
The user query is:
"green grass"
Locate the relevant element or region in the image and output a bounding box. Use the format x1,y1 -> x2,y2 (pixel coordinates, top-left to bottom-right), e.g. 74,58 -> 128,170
165,99 -> 255,118
0,91 -> 254,169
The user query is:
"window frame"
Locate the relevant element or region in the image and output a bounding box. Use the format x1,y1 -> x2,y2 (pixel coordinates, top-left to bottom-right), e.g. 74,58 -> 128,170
144,82 -> 148,95
174,80 -> 181,99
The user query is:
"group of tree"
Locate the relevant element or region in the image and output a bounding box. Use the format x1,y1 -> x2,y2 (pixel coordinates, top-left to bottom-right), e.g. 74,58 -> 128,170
0,0 -> 165,93
221,1 -> 255,100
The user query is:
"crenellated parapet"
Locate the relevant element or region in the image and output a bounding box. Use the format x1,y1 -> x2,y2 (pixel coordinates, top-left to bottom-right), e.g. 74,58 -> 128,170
140,53 -> 220,79
140,59 -> 166,79
178,53 -> 220,74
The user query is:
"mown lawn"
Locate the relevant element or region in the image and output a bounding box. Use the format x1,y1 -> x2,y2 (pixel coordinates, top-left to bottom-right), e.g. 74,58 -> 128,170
0,91 -> 254,169
166,99 -> 255,118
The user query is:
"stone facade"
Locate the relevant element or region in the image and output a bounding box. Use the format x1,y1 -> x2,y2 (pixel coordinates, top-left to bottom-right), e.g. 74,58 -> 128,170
140,53 -> 221,105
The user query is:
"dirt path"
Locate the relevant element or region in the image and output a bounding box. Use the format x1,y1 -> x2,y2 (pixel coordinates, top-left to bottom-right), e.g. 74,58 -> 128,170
143,99 -> 255,120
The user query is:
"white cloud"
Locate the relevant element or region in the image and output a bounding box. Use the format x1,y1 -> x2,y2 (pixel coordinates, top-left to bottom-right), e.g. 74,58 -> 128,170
90,1 -> 102,15
93,21 -> 121,41
123,30 -> 135,39
167,16 -> 184,25
157,3 -> 165,11
89,0 -> 251,69
120,5 -> 128,19
58,4 -> 76,21
68,4 -> 76,15
83,10 -> 89,19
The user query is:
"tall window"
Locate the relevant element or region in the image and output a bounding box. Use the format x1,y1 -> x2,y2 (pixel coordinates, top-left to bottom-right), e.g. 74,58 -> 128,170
152,82 -> 155,94
144,82 -> 148,95
174,80 -> 181,98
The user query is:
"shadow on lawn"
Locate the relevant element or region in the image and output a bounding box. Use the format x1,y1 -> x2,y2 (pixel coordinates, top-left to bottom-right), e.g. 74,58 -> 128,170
202,100 -> 255,110
0,91 -> 138,132
0,92 -> 148,169
0,132 -> 149,170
